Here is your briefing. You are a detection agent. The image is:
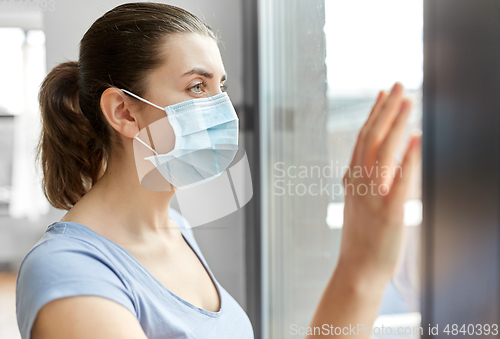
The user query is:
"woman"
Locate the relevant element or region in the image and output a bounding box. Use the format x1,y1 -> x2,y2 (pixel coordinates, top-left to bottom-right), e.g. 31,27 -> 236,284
15,2 -> 421,339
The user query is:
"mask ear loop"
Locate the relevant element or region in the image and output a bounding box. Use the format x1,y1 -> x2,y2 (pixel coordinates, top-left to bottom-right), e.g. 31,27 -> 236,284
123,88 -> 177,190
135,134 -> 177,188
121,88 -> 165,111
134,135 -> 159,156
121,88 -> 164,156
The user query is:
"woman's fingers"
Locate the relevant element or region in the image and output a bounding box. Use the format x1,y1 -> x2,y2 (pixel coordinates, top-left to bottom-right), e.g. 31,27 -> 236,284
361,83 -> 404,167
350,91 -> 388,169
388,131 -> 422,205
374,98 -> 413,184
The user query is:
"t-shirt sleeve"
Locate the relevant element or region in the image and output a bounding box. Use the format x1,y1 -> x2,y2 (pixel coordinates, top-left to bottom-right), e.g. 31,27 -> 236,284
16,237 -> 137,339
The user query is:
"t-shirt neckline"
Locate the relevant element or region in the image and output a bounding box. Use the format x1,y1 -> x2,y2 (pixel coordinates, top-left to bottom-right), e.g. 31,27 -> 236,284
48,219 -> 224,318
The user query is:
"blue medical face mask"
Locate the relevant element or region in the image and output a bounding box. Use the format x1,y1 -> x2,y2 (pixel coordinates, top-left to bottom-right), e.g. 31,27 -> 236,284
122,89 -> 239,190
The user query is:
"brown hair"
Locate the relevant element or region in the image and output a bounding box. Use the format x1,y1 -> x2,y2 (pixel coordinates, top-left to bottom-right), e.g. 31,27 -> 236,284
37,3 -> 216,210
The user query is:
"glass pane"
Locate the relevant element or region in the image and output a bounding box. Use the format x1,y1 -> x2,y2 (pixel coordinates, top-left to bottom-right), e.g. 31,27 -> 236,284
0,28 -> 47,219
325,0 -> 423,319
260,0 -> 423,338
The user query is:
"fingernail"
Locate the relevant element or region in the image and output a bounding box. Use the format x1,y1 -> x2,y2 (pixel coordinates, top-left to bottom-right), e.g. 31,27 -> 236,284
391,82 -> 402,94
401,99 -> 412,111
411,130 -> 423,149
411,129 -> 423,138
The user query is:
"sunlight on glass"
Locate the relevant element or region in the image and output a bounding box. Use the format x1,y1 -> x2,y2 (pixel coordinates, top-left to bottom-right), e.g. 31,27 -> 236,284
325,0 -> 423,95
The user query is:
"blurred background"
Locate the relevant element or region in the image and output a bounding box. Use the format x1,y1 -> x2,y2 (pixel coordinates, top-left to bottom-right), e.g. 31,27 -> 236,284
1,0 -> 499,339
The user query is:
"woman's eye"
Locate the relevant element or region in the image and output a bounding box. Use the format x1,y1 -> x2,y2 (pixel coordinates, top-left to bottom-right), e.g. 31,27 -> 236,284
189,82 -> 205,94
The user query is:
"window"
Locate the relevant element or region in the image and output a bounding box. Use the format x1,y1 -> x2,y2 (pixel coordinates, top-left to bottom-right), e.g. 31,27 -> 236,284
0,27 -> 48,219
260,1 -> 423,337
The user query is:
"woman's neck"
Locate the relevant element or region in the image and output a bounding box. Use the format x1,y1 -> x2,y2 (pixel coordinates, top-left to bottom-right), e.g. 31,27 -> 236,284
60,149 -> 179,244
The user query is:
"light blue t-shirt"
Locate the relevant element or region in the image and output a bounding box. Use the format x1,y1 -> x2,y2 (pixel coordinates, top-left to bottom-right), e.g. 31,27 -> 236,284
16,208 -> 254,339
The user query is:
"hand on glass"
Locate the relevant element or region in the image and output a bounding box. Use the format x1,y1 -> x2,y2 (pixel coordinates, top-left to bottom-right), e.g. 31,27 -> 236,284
308,82 -> 422,338
340,82 -> 422,283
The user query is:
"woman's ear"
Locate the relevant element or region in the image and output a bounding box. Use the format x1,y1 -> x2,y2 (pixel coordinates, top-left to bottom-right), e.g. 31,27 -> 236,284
100,88 -> 140,138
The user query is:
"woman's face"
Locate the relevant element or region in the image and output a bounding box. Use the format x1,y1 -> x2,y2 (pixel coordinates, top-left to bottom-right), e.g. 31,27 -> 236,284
134,33 -> 227,129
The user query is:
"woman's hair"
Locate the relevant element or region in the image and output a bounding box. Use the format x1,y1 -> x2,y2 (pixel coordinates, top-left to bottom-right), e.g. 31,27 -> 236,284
37,3 -> 216,210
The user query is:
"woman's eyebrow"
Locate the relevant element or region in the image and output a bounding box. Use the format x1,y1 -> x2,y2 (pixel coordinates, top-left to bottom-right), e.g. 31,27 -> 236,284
182,68 -> 227,81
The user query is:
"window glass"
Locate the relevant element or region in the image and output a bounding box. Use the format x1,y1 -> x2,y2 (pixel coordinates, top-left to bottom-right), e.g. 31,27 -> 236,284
0,28 -> 25,115
0,27 -> 48,217
260,1 -> 423,337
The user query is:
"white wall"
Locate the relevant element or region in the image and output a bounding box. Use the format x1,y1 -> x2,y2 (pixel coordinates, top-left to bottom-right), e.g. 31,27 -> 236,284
42,0 -> 247,309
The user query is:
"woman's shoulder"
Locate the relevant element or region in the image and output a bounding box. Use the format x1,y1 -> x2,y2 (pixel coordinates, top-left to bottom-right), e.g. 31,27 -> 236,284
16,222 -> 127,292
16,222 -> 138,339
18,207 -> 191,283
18,222 -> 112,273
16,219 -> 142,306
17,207 -> 191,292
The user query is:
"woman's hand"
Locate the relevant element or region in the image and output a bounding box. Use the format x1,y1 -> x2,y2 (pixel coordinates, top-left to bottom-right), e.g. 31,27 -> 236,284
307,82 -> 421,338
338,82 -> 421,285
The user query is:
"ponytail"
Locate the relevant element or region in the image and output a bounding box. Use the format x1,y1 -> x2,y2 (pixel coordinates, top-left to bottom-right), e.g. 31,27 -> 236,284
37,61 -> 106,210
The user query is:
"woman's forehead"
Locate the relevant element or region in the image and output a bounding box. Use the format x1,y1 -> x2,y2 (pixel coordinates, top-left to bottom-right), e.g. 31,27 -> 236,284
157,33 -> 226,80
